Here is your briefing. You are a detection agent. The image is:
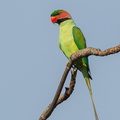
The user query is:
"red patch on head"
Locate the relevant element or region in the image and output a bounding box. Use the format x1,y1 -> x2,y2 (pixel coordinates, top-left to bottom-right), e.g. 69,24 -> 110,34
51,17 -> 57,23
58,11 -> 72,19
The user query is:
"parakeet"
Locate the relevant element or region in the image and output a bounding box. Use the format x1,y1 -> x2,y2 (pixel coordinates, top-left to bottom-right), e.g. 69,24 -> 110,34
50,10 -> 99,120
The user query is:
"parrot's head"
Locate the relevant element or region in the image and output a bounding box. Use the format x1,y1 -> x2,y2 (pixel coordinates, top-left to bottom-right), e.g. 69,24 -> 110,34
50,10 -> 72,24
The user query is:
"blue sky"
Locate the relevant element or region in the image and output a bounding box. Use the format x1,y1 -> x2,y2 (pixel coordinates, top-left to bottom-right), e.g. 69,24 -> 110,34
0,0 -> 120,120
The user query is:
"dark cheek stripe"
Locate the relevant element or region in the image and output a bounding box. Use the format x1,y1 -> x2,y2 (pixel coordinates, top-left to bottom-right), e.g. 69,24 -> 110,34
57,18 -> 71,24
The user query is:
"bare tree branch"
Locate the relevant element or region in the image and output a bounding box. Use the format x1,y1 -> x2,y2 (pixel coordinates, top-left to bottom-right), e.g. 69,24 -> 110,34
70,44 -> 120,62
39,44 -> 120,120
39,68 -> 77,120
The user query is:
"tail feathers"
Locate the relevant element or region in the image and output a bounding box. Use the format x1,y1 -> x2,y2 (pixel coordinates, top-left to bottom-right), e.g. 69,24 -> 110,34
85,77 -> 99,120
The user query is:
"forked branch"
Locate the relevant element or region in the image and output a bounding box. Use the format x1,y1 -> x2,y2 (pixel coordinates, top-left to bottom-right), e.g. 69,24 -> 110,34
39,44 -> 120,120
39,68 -> 77,120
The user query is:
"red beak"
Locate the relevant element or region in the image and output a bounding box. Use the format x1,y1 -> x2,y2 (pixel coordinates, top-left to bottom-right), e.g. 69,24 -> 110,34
51,17 -> 57,23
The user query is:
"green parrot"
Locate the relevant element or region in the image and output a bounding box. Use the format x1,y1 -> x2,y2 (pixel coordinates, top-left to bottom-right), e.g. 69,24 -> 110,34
50,10 -> 99,120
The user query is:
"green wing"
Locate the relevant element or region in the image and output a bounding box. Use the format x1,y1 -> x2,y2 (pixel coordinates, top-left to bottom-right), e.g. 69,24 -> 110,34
73,27 -> 98,119
72,26 -> 91,75
72,26 -> 86,49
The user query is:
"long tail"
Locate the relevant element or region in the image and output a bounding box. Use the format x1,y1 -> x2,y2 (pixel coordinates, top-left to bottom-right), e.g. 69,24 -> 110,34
85,77 -> 99,120
81,67 -> 99,120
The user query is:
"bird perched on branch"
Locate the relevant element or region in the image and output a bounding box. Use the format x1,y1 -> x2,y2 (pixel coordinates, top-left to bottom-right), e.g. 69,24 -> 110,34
50,9 -> 99,120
